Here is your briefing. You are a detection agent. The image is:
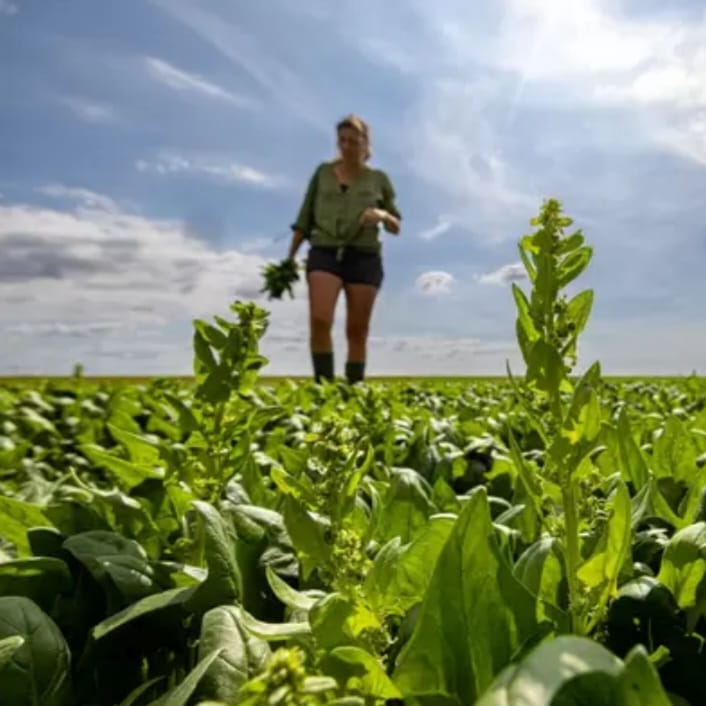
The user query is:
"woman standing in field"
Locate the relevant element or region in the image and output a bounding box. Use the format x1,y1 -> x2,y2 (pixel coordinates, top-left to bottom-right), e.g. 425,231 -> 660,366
287,115 -> 402,384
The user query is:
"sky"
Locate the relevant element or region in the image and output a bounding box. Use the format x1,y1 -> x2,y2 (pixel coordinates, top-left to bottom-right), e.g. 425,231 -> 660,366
1,0 -> 705,377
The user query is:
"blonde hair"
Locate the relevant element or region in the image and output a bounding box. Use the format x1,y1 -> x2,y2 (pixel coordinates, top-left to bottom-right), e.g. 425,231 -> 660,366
336,114 -> 371,163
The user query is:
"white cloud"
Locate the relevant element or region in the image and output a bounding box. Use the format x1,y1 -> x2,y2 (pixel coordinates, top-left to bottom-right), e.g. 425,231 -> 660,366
240,236 -> 277,253
144,56 -> 257,110
364,335 -> 521,376
415,271 -> 454,295
0,0 -> 17,16
473,0 -> 706,165
135,152 -> 285,189
397,78 -> 538,242
61,96 -> 116,124
477,262 -> 527,286
418,218 -> 452,241
147,0 -> 329,132
7,321 -> 127,338
0,187 -> 522,376
352,0 -> 706,225
491,0 -> 662,80
36,184 -> 123,213
0,186 -> 272,334
580,316 -> 706,377
0,186 -> 329,376
1,187 -> 703,376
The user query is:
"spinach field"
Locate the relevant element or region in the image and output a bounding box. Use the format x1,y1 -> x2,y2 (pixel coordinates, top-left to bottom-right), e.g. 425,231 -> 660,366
1,200 -> 705,706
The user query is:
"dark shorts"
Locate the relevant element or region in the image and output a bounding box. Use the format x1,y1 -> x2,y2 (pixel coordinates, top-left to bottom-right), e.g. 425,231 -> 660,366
306,246 -> 384,288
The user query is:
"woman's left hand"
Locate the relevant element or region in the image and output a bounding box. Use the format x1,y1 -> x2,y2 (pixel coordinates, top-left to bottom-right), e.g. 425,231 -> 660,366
359,207 -> 387,226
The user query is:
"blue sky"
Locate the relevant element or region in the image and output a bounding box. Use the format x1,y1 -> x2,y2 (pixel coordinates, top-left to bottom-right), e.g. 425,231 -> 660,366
1,0 -> 705,376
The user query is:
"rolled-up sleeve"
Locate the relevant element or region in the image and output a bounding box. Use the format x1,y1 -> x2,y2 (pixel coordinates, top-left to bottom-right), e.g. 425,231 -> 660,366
291,164 -> 321,238
380,171 -> 402,220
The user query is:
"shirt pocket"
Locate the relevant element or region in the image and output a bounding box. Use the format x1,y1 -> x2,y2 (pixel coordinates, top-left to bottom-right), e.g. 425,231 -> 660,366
357,187 -> 383,208
318,185 -> 341,203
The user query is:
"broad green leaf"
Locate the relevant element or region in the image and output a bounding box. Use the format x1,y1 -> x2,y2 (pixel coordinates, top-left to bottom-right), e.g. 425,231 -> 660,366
63,530 -> 158,602
512,283 -> 539,363
302,675 -> 339,693
195,370 -> 230,405
193,330 -> 219,374
605,576 -> 681,658
107,423 -> 161,465
270,465 -> 317,504
653,416 -> 699,485
678,465 -> 706,527
557,231 -> 585,254
615,410 -> 649,490
231,437 -> 270,507
656,522 -> 706,620
556,245 -> 593,288
334,443 -> 374,525
563,366 -> 602,446
517,240 -> 537,282
0,496 -> 53,556
526,339 -> 564,400
17,407 -> 58,436
393,487 -> 542,705
274,445 -> 308,477
282,496 -> 331,581
577,481 -> 632,631
533,251 -> 557,323
79,443 -> 164,489
577,481 -> 632,589
92,585 -> 196,641
373,468 -> 436,545
152,648 -> 222,706
0,557 -> 72,611
475,635 -> 622,706
238,606 -> 311,641
27,527 -> 64,557
186,501 -> 242,614
163,392 -> 201,434
617,645 -> 674,705
506,426 -> 544,530
0,596 -> 72,706
266,565 -> 325,612
649,484 -> 683,529
310,593 -> 383,652
565,289 -> 594,340
0,635 -> 24,670
194,319 -> 228,349
118,677 -> 165,706
322,646 -> 402,700
196,605 -> 270,702
431,477 -> 460,512
505,361 -> 549,449
363,514 -> 455,617
514,537 -> 568,617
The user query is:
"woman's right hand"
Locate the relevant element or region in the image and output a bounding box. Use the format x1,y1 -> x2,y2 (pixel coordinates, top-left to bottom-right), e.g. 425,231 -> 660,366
288,229 -> 305,260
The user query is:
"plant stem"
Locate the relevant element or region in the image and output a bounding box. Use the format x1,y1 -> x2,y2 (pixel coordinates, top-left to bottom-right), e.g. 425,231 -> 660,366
212,403 -> 225,495
562,480 -> 583,635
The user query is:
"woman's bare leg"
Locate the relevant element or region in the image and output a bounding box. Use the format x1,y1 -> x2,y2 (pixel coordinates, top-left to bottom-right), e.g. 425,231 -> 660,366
307,270 -> 342,381
343,283 -> 378,383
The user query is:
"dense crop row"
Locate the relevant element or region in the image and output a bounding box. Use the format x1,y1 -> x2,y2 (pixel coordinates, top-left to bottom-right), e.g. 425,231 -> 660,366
1,200 -> 706,705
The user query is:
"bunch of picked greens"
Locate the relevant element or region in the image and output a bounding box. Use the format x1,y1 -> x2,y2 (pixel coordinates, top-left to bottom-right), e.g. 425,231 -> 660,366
260,258 -> 301,300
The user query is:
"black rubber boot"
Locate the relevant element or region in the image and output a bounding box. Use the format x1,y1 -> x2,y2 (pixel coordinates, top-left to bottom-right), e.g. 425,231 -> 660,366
312,351 -> 334,382
345,360 -> 365,384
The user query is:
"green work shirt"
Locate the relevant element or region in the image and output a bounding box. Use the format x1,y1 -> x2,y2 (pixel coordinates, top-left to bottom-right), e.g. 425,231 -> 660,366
291,161 -> 401,253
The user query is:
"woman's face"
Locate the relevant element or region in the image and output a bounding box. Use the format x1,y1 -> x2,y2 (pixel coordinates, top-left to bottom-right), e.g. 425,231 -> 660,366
337,126 -> 366,164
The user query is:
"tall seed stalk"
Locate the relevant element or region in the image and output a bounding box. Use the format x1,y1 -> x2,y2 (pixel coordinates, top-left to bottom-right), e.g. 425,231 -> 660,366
507,198 -> 603,634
